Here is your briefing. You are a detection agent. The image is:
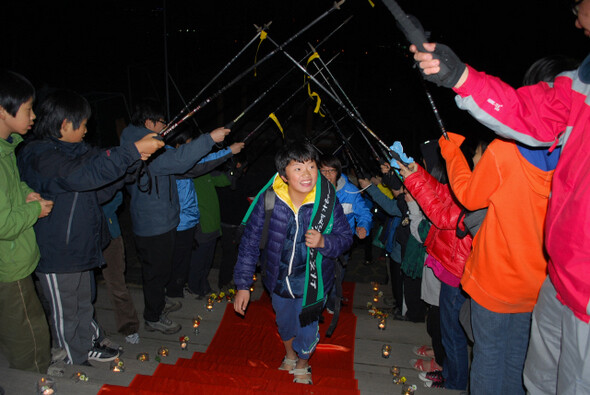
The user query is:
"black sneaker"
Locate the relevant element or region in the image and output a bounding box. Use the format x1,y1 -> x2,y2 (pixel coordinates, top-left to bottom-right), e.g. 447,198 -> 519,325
145,314 -> 182,334
88,342 -> 119,362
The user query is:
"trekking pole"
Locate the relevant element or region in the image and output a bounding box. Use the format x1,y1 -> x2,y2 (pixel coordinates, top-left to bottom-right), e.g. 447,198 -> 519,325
225,15 -> 352,131
160,0 -> 346,138
166,28 -> 264,130
241,53 -> 340,143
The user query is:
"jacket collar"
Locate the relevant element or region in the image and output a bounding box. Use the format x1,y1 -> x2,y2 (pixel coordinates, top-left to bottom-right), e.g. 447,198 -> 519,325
48,136 -> 89,156
272,173 -> 316,213
0,133 -> 23,157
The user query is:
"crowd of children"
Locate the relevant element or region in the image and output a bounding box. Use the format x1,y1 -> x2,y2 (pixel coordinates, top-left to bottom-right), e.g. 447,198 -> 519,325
4,4 -> 590,393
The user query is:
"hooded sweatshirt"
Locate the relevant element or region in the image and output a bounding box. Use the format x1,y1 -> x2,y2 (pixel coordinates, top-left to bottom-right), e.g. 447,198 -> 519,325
439,133 -> 555,313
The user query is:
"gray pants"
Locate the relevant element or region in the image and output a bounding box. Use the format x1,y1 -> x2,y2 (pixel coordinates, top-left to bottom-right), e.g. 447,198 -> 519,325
38,271 -> 94,365
524,276 -> 590,394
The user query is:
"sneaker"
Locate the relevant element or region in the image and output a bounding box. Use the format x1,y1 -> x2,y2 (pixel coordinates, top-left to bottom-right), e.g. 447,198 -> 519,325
145,314 -> 182,334
418,371 -> 444,383
88,342 -> 119,362
125,332 -> 140,344
424,379 -> 445,388
51,347 -> 67,363
163,297 -> 182,314
410,358 -> 442,372
99,337 -> 122,352
326,307 -> 334,314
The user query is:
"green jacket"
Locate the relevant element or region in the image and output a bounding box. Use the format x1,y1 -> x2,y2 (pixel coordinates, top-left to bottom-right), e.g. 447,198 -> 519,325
0,134 -> 41,282
193,172 -> 230,234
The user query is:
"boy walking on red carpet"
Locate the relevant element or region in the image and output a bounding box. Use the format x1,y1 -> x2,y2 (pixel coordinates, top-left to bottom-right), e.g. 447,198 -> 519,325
233,141 -> 352,385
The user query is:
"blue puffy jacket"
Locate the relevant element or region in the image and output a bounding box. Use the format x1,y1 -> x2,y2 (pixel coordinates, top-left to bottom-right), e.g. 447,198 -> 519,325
335,174 -> 372,237
120,124 -> 214,237
17,137 -> 141,273
233,175 -> 353,298
174,147 -> 232,231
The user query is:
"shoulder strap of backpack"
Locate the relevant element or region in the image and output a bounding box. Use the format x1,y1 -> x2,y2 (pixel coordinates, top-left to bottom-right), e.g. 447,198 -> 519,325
258,189 -> 276,249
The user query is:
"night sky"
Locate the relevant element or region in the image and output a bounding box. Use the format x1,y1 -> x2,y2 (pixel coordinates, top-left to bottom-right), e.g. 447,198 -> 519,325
3,0 -> 588,172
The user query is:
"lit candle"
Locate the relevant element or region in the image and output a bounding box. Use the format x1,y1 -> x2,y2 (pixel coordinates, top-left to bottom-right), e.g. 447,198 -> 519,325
179,336 -> 189,350
401,383 -> 416,394
381,344 -> 391,358
252,274 -> 257,282
157,346 -> 169,357
249,285 -> 255,292
37,377 -> 55,395
393,376 -> 407,385
136,352 -> 149,362
110,358 -> 124,372
378,319 -> 386,330
373,295 -> 379,303
206,301 -> 214,311
390,365 -> 400,377
372,282 -> 379,292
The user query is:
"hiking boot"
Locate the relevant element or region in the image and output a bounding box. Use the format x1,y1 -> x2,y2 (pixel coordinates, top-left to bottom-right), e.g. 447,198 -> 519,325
419,371 -> 444,383
145,314 -> 182,334
163,297 -> 182,314
88,342 -> 119,362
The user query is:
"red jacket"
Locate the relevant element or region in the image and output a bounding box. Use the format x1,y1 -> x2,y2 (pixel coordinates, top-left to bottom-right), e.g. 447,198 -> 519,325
403,165 -> 472,280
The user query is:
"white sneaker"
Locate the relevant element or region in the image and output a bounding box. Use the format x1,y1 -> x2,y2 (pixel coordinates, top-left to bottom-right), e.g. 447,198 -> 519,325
125,332 -> 140,344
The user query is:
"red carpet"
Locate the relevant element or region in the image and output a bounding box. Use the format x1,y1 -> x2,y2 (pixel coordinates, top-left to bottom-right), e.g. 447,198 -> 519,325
99,282 -> 359,394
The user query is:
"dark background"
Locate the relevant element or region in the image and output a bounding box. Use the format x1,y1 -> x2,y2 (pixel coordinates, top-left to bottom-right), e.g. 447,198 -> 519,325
3,0 -> 588,172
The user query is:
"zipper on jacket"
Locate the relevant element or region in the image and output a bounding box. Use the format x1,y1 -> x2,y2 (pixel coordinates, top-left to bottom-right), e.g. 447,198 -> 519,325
66,192 -> 79,245
285,209 -> 299,299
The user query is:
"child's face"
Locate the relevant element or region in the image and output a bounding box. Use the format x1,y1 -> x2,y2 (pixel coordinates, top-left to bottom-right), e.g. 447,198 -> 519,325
1,97 -> 35,136
281,159 -> 318,196
60,118 -> 88,143
320,165 -> 338,186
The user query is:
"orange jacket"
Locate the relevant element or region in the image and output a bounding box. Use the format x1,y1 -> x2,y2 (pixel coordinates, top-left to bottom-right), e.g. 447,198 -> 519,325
439,133 -> 552,313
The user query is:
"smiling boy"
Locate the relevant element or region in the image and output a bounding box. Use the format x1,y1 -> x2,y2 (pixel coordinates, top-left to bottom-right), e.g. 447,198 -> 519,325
233,141 -> 352,385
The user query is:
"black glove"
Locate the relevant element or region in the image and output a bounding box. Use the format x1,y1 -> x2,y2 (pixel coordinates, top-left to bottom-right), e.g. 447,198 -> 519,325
421,43 -> 466,89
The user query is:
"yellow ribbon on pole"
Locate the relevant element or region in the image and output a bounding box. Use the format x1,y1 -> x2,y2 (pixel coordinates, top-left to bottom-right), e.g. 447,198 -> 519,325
254,31 -> 268,77
367,0 -> 375,7
305,52 -> 325,117
268,113 -> 284,138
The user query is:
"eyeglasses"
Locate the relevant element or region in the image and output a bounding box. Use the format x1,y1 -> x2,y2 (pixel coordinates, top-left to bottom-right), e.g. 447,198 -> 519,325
573,0 -> 584,16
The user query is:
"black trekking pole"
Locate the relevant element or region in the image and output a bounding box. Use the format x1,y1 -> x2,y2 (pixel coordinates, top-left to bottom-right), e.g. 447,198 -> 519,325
241,53 -> 341,144
225,15 -> 352,131
263,32 -> 404,165
160,0 -> 346,138
166,28 -> 265,131
303,50 -> 388,164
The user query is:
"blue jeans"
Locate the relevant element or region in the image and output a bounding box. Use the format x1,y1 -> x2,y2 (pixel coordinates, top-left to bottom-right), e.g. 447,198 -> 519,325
470,299 -> 531,395
439,282 -> 469,390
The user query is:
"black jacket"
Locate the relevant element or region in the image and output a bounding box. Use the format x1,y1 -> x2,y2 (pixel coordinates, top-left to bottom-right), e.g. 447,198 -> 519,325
17,137 -> 140,273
